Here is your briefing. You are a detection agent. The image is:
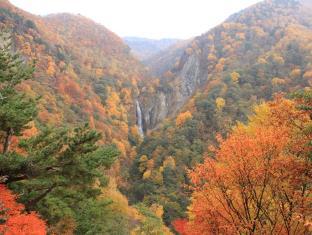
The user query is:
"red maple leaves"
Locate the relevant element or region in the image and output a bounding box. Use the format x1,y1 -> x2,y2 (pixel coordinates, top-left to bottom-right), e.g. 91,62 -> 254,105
0,184 -> 46,235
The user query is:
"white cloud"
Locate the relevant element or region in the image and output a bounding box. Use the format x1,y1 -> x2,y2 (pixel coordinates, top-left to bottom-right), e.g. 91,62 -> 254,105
10,0 -> 261,39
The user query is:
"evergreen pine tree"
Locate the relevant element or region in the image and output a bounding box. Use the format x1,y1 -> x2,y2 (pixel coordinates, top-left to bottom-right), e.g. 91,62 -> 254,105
0,32 -> 36,154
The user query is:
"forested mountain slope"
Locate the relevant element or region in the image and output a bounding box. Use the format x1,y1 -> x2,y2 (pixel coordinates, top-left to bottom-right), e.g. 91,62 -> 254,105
0,0 -> 149,181
144,39 -> 191,77
138,0 -> 312,130
131,0 -> 312,227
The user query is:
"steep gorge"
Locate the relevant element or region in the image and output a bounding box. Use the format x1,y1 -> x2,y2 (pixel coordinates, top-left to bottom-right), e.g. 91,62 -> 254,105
137,0 -> 312,132
130,0 -> 312,226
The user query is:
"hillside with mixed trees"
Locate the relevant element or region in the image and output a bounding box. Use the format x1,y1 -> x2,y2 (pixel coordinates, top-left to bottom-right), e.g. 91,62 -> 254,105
0,0 -> 311,234
130,0 -> 312,230
0,0 -> 153,185
143,39 -> 191,77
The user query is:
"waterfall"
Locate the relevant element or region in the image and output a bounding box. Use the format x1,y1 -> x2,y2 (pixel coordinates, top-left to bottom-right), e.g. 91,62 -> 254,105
136,100 -> 144,138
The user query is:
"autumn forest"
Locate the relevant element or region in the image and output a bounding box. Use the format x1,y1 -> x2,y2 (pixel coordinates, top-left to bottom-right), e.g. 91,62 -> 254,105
0,0 -> 311,234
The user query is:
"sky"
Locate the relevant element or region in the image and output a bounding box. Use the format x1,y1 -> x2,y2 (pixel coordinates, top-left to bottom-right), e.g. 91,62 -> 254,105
10,0 -> 262,39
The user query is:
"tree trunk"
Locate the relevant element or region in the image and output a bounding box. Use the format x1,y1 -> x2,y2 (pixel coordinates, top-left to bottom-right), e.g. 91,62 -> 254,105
5,174 -> 28,184
3,128 -> 13,154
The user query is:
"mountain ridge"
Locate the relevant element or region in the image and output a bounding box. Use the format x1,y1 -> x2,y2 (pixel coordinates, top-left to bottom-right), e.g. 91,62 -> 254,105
124,36 -> 181,61
138,0 -> 312,131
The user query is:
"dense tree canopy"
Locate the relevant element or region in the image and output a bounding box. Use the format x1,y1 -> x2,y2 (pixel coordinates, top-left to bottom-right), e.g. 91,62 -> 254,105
174,94 -> 312,234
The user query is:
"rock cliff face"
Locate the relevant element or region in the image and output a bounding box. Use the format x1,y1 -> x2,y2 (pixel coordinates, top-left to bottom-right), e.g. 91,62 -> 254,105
138,51 -> 206,130
138,91 -> 170,130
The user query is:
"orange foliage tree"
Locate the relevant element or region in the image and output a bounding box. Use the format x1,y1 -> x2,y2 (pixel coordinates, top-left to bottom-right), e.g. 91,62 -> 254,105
0,184 -> 46,235
179,97 -> 311,234
176,111 -> 193,127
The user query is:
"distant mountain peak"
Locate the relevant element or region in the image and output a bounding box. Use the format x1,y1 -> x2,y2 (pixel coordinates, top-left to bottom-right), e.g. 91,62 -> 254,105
123,37 -> 181,61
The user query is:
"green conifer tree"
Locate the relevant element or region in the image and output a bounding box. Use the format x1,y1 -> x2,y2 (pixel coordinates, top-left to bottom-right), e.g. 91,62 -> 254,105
0,32 -> 36,154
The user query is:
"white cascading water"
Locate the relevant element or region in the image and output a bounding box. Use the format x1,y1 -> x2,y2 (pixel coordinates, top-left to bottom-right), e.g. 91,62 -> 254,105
136,100 -> 144,138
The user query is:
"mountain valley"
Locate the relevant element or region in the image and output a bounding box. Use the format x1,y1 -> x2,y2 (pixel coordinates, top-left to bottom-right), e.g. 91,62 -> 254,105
0,0 -> 311,234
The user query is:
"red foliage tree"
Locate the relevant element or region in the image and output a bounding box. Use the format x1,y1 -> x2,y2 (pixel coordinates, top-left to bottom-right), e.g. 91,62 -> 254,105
183,97 -> 312,235
0,184 -> 46,235
172,219 -> 189,235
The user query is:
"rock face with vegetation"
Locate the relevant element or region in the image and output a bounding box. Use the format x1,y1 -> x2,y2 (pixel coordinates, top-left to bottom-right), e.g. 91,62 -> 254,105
138,0 -> 312,131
